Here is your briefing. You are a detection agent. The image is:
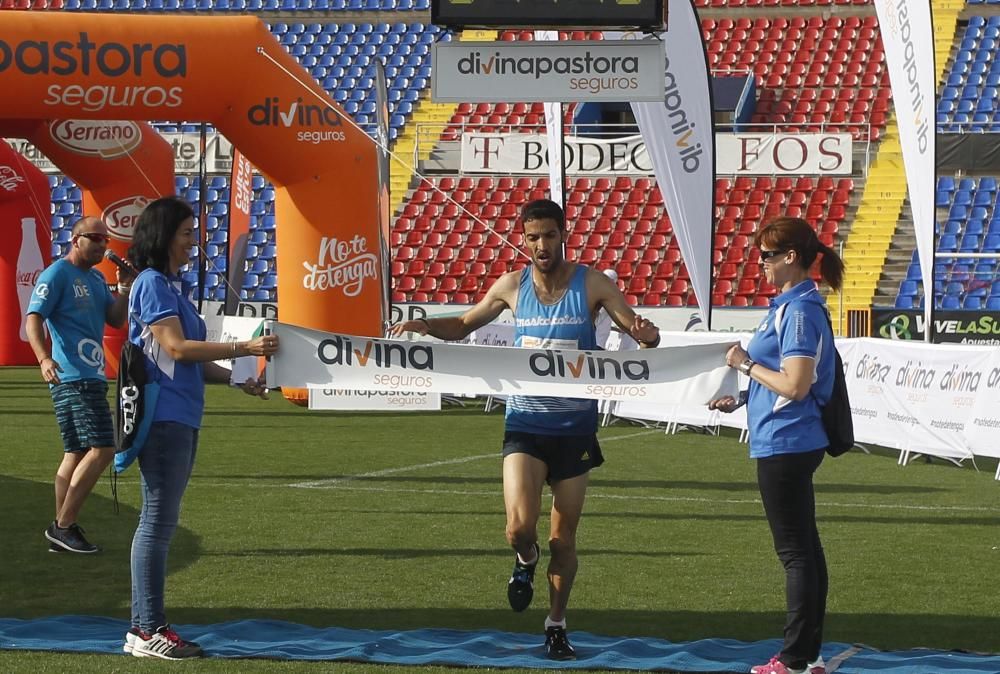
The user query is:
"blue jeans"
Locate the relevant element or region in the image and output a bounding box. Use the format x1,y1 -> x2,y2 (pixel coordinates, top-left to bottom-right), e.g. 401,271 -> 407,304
130,421 -> 198,632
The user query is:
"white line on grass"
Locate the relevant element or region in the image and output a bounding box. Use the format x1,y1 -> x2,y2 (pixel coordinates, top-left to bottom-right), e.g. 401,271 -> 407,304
287,428 -> 663,489
285,483 -> 1000,513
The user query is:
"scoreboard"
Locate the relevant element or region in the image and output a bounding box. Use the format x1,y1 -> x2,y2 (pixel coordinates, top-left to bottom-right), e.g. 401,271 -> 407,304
431,0 -> 666,30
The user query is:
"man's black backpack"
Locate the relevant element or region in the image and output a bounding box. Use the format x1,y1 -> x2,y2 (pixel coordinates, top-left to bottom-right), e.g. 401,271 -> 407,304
775,304 -> 855,456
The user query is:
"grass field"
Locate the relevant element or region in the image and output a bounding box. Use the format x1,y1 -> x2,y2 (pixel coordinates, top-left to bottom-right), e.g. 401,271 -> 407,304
2,365 -> 999,673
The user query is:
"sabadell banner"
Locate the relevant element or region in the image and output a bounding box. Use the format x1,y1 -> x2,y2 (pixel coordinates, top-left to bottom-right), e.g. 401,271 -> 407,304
872,308 -> 1000,345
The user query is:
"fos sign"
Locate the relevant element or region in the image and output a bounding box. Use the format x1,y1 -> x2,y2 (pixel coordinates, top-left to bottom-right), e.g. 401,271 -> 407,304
432,40 -> 666,103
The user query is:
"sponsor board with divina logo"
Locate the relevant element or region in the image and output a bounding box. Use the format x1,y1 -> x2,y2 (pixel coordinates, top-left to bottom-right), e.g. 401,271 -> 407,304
266,321 -> 736,405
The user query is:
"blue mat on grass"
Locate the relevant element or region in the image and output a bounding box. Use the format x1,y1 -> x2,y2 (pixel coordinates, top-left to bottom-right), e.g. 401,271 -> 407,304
1,616 -> 998,673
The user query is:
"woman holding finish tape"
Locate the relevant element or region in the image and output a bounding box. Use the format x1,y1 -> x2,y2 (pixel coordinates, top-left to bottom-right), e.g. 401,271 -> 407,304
122,196 -> 278,660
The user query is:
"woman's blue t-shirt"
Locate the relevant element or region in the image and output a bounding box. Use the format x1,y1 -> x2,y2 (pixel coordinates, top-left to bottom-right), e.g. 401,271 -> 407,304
128,269 -> 206,429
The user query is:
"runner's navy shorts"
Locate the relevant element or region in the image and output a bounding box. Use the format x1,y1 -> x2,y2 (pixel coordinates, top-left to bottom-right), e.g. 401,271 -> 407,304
502,431 -> 604,484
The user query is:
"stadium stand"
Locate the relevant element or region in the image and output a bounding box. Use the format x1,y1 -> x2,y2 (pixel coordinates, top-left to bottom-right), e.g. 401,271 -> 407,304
23,0 -> 1000,315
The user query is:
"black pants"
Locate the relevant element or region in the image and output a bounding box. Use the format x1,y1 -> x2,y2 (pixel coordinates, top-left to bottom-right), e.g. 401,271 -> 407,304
756,448 -> 827,670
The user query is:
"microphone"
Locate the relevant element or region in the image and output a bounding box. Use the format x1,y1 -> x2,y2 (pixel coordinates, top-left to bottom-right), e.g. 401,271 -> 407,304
104,249 -> 139,274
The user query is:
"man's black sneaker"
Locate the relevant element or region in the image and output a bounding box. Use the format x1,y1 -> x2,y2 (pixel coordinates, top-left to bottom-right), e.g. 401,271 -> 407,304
507,542 -> 540,612
48,542 -> 63,553
544,626 -> 576,660
44,521 -> 98,554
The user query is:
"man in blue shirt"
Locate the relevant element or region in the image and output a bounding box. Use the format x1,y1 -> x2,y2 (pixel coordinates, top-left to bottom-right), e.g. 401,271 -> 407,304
26,216 -> 132,553
391,200 -> 660,660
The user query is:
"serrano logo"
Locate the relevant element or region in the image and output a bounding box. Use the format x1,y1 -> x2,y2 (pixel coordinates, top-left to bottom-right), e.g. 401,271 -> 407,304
102,195 -> 150,241
0,165 -> 25,192
302,235 -> 378,296
248,97 -> 346,143
50,120 -> 143,159
529,350 -> 650,381
317,335 -> 434,370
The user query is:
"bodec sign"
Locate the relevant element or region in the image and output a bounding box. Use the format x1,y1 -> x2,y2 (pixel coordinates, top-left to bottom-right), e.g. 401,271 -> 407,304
460,132 -> 852,175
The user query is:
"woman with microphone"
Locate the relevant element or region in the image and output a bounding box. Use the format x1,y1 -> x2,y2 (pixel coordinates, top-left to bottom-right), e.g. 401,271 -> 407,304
120,197 -> 278,659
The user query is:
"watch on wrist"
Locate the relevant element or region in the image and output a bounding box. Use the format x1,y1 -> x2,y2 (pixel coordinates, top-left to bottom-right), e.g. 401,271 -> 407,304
738,358 -> 756,376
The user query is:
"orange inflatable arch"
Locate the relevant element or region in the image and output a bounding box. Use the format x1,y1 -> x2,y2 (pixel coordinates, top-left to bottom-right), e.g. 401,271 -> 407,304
0,13 -> 384,357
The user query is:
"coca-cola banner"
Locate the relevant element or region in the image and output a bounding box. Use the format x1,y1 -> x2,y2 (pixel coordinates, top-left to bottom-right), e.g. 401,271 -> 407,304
0,145 -> 51,365
460,131 -> 853,175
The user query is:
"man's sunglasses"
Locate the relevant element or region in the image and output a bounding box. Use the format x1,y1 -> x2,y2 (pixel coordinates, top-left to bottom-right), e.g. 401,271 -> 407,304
75,232 -> 111,244
759,249 -> 787,262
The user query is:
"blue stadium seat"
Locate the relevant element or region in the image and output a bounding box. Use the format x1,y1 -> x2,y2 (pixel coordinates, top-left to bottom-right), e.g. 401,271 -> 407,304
964,296 -> 984,309
941,296 -> 961,309
961,234 -> 981,251
895,295 -> 914,309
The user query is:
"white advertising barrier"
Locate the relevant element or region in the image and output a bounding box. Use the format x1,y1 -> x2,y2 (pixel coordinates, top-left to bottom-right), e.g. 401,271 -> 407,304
432,41 -> 667,103
265,321 -> 738,404
202,314 -> 263,384
308,388 -> 442,412
873,0 -> 935,339
201,302 -> 772,335
961,348 -> 1000,459
613,331 -> 749,430
837,338 -> 986,461
8,132 -> 237,174
469,322 -> 515,347
460,132 -> 852,176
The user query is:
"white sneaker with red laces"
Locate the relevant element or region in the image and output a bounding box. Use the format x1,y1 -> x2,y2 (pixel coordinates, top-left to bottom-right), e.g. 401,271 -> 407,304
750,657 -> 805,674
131,625 -> 203,660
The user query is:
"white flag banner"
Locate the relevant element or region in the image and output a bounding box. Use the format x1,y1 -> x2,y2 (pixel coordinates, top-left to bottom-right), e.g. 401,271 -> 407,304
836,338 -> 984,461
534,30 -> 565,208
265,321 -> 738,403
873,0 -> 935,340
620,0 -> 715,329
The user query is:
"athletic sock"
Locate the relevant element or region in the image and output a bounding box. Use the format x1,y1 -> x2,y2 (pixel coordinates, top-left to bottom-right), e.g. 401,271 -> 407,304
545,617 -> 566,630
